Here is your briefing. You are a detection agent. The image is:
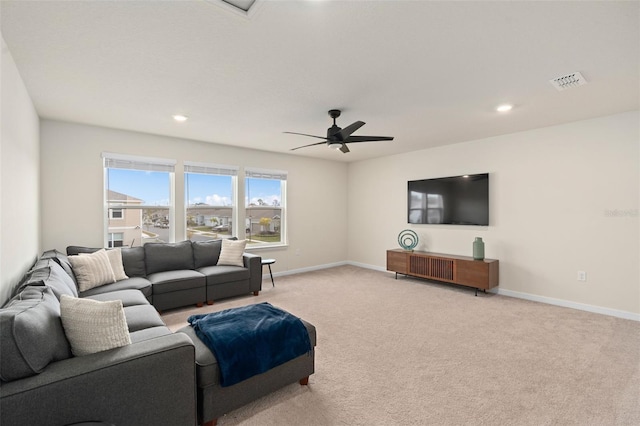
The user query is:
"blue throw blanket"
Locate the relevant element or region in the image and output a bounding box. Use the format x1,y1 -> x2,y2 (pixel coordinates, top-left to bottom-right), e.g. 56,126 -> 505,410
188,302 -> 311,387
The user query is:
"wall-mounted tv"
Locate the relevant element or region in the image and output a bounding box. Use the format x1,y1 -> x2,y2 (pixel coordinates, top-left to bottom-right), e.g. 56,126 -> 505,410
408,173 -> 489,226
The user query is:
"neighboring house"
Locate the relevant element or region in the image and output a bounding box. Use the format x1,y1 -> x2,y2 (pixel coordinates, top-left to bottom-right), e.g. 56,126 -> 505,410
246,206 -> 281,234
106,189 -> 143,248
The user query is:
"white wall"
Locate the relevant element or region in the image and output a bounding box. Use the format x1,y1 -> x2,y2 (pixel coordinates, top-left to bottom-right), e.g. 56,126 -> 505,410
0,36 -> 41,305
40,120 -> 349,274
348,111 -> 640,317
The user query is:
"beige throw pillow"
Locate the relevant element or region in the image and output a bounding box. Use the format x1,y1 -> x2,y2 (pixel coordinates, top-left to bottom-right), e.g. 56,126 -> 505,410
104,248 -> 128,281
217,239 -> 247,267
69,249 -> 116,292
60,295 -> 131,356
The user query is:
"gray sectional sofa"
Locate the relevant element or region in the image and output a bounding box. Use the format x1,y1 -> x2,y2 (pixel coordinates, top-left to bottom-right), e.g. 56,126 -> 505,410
0,240 -> 316,426
67,239 -> 263,311
0,253 -> 197,426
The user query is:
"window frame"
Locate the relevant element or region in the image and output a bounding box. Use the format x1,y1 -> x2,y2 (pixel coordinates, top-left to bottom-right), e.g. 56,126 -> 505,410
184,161 -> 239,242
102,152 -> 176,248
244,167 -> 287,248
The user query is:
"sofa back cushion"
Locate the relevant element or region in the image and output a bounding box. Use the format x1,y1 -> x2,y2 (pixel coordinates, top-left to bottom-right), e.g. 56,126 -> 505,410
0,286 -> 72,382
67,246 -> 146,278
120,246 -> 146,277
22,258 -> 78,299
192,239 -> 222,269
41,249 -> 77,285
144,241 -> 194,274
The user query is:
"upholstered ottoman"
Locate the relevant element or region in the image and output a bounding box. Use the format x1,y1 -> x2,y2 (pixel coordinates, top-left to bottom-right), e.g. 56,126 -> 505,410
178,310 -> 316,426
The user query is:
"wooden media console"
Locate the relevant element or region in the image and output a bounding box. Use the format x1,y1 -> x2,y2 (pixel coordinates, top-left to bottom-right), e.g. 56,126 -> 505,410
386,249 -> 499,296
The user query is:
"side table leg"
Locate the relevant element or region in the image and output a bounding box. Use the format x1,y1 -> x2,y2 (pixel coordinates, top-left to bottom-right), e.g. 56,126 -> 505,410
269,264 -> 275,287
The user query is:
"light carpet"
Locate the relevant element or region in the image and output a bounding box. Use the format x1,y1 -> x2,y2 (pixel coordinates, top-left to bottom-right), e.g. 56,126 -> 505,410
161,265 -> 640,426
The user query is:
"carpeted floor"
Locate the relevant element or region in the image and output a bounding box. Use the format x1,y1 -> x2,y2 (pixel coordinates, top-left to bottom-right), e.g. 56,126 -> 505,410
161,265 -> 640,426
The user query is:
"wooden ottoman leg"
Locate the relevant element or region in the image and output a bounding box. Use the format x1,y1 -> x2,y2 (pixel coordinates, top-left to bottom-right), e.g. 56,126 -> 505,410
299,376 -> 309,385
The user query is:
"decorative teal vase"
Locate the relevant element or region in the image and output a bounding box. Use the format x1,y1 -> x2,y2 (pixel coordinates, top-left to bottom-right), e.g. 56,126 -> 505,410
473,237 -> 485,260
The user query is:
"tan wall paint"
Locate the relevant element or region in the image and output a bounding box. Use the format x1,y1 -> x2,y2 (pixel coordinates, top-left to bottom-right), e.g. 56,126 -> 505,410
347,111 -> 639,316
0,37 -> 41,305
39,120 -> 349,275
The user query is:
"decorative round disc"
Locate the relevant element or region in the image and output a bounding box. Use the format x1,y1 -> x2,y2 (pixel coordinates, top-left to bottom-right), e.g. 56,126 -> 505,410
398,229 -> 419,251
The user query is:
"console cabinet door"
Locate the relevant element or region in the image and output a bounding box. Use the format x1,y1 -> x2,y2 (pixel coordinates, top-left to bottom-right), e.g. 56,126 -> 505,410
387,250 -> 407,274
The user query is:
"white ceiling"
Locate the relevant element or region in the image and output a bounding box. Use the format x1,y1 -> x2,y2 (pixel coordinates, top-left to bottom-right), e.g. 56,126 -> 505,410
1,0 -> 638,162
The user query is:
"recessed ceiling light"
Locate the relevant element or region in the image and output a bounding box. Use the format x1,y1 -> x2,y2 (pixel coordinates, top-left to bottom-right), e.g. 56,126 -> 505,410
172,114 -> 188,122
496,104 -> 513,113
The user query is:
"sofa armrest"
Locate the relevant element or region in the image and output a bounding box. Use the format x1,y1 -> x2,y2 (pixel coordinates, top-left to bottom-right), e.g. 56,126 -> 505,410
0,333 -> 196,426
243,253 -> 262,293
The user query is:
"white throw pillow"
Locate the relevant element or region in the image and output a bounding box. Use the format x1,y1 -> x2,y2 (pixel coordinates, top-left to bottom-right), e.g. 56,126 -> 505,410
69,249 -> 116,292
60,295 -> 131,356
104,248 -> 129,281
217,239 -> 247,267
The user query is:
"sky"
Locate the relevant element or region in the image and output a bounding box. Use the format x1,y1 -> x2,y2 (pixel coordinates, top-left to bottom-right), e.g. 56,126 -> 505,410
107,169 -> 281,206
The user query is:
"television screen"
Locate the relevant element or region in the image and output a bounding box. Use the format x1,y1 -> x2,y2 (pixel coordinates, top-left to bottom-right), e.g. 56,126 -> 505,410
408,173 -> 489,225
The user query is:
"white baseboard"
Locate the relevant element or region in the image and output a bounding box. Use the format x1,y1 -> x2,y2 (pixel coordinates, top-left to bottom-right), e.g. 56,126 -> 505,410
495,288 -> 640,322
345,261 -> 640,322
262,261 -> 349,279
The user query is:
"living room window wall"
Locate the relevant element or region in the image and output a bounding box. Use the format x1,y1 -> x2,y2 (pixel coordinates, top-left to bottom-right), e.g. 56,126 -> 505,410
184,161 -> 238,242
245,168 -> 287,247
102,152 -> 176,248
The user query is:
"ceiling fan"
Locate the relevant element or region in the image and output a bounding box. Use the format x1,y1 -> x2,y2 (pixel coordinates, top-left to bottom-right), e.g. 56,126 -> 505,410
285,109 -> 394,154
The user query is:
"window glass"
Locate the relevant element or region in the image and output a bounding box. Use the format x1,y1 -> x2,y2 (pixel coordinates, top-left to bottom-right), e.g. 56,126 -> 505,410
103,154 -> 174,247
245,169 -> 286,246
185,166 -> 236,241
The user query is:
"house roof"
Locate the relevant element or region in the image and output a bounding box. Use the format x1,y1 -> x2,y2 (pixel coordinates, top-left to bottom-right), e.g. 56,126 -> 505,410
1,1 -> 637,162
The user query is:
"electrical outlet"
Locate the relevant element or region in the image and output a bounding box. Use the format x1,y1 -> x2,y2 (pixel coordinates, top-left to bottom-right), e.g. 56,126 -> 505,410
295,248 -> 301,256
577,271 -> 587,281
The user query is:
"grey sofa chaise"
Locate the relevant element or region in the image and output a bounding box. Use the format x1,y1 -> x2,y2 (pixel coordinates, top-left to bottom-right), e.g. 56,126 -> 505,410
67,239 -> 263,312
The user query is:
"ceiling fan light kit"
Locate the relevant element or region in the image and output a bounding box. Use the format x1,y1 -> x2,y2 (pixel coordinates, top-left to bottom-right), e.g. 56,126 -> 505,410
285,109 -> 394,154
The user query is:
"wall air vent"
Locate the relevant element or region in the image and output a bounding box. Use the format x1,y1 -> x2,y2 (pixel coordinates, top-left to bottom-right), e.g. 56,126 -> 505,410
549,72 -> 587,91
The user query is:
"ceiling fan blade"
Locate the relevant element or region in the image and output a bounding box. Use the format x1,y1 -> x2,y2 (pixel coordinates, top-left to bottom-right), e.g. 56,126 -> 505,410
335,121 -> 365,141
339,143 -> 350,153
283,131 -> 327,140
290,141 -> 327,151
344,135 -> 394,143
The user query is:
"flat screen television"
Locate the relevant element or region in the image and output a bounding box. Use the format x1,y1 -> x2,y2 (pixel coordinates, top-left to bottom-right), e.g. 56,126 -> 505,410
408,173 -> 489,226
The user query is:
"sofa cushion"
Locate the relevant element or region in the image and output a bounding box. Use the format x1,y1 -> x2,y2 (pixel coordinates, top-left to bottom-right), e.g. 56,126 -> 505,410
198,265 -> 250,285
67,246 -> 146,278
23,258 -> 78,299
120,246 -> 146,277
86,289 -> 150,307
78,276 -> 152,299
0,286 -> 72,382
123,304 -> 166,332
192,239 -> 222,269
41,249 -> 77,285
129,326 -> 172,343
60,295 -> 131,356
147,270 -> 206,294
144,241 -> 194,274
217,239 -> 246,267
69,249 -> 116,291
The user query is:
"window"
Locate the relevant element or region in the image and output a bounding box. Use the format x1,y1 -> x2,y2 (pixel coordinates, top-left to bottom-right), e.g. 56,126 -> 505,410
109,208 -> 123,219
108,233 -> 124,248
245,168 -> 286,247
103,153 -> 175,248
185,162 -> 238,242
